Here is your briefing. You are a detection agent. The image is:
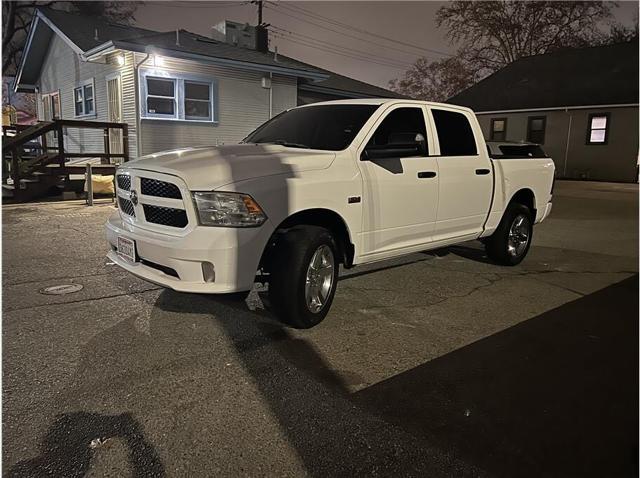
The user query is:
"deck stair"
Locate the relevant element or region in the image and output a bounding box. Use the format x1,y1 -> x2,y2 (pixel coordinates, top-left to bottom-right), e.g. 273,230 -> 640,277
2,119 -> 129,202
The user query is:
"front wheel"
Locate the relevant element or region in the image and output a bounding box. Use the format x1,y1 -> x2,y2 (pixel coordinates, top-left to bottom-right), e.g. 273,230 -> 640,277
268,226 -> 339,328
484,203 -> 533,266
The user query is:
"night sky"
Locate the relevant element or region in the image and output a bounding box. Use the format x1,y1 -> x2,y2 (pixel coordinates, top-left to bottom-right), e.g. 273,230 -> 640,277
135,1 -> 639,89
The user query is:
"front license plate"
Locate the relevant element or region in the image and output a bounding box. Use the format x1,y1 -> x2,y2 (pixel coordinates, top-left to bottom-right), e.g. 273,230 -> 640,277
117,236 -> 136,262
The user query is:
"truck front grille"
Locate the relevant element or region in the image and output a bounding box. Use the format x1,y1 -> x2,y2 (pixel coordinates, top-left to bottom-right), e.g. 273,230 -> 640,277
116,174 -> 131,191
143,204 -> 188,228
117,172 -> 189,229
141,178 -> 181,199
118,197 -> 135,217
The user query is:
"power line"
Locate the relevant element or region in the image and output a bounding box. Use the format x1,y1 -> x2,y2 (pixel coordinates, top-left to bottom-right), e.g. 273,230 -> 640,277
263,3 -> 440,61
269,30 -> 411,70
158,1 -> 251,8
267,1 -> 452,58
269,25 -> 414,69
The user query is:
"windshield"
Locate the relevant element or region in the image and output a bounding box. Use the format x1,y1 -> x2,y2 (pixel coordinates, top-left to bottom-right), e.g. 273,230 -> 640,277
244,104 -> 380,151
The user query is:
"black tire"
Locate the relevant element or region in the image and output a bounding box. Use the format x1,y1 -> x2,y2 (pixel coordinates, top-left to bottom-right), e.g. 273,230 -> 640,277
268,225 -> 339,328
484,202 -> 533,266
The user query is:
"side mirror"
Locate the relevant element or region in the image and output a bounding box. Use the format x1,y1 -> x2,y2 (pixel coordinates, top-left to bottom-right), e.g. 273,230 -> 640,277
361,133 -> 427,160
414,133 -> 427,155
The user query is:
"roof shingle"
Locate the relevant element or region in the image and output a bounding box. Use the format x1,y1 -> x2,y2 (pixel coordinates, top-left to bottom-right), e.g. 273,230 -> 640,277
448,41 -> 639,111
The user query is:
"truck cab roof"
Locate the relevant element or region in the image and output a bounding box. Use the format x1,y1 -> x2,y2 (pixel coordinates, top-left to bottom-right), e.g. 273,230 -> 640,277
296,98 -> 475,114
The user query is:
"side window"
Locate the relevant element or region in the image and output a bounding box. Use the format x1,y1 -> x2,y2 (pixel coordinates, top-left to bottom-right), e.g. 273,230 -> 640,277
184,81 -> 212,121
432,109 -> 478,156
146,77 -> 177,118
586,113 -> 610,145
527,116 -> 546,144
73,80 -> 95,117
367,107 -> 427,156
490,118 -> 507,141
140,71 -> 216,122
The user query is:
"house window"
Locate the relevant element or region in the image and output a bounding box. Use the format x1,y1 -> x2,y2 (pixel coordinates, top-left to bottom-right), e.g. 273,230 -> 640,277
587,113 -> 610,145
41,92 -> 61,120
140,70 -> 216,122
73,80 -> 95,117
490,118 -> 507,141
184,80 -> 211,121
527,116 -> 546,144
146,77 -> 176,118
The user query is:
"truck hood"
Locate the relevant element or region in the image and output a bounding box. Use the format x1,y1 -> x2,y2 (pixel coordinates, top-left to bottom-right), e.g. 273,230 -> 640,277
122,144 -> 336,190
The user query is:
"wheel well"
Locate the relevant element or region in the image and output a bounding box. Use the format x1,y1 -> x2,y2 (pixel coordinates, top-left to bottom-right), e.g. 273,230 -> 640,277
261,209 -> 355,270
509,189 -> 536,215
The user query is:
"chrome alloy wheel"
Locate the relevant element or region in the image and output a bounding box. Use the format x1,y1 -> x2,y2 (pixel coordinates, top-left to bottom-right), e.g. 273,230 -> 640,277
507,214 -> 531,257
305,245 -> 335,313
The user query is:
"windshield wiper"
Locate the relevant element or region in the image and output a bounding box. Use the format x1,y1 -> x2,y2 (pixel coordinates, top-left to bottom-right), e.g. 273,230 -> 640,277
270,139 -> 310,149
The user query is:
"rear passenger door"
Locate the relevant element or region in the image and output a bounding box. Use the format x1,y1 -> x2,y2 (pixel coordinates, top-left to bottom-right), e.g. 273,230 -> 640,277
428,107 -> 493,241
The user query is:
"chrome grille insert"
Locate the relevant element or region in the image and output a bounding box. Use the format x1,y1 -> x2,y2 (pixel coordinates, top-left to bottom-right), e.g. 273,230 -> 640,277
143,204 -> 188,228
141,178 -> 181,199
117,174 -> 131,191
118,197 -> 135,217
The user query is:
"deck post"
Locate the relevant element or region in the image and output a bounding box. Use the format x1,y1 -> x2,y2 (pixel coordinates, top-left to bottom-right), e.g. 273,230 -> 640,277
11,147 -> 20,198
103,127 -> 110,165
57,123 -> 68,185
86,163 -> 93,206
121,124 -> 129,162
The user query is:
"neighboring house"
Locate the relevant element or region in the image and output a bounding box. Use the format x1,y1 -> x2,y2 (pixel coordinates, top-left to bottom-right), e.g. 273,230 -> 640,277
449,41 -> 639,183
14,8 -> 402,159
2,76 -> 37,125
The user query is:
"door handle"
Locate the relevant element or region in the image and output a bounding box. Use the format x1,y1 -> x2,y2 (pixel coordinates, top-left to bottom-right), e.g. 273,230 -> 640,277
417,171 -> 437,179
475,168 -> 491,175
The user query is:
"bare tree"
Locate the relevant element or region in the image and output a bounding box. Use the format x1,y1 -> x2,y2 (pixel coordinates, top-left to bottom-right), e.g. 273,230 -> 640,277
435,1 -> 615,75
607,20 -> 639,43
390,1 -> 618,100
2,1 -> 139,75
389,56 -> 477,102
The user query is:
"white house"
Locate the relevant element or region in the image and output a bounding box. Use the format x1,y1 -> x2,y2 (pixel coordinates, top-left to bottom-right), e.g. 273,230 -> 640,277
14,7 -> 403,159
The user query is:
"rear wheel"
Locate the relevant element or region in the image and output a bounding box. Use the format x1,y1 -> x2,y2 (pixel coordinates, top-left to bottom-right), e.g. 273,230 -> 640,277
484,203 -> 533,266
268,226 -> 339,328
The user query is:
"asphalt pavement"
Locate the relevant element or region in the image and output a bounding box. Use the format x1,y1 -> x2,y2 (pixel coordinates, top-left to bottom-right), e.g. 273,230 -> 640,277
2,180 -> 638,477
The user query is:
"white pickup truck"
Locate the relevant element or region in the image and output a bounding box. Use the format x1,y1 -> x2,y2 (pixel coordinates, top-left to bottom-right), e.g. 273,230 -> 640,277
106,99 -> 554,328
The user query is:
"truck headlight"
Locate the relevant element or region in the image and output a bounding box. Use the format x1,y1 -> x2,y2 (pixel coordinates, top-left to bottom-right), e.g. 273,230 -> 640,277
192,191 -> 267,227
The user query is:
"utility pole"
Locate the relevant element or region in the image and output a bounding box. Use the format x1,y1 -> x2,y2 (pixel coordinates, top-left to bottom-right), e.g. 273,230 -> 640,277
252,0 -> 268,52
253,0 -> 263,26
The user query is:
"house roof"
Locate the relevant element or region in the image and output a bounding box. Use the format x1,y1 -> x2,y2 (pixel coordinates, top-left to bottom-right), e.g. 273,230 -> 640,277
448,41 -> 639,112
296,65 -> 406,99
15,7 -> 327,90
16,6 -> 403,100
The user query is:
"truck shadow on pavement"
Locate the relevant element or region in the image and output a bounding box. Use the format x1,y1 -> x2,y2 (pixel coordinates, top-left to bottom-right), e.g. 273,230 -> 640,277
152,290 -> 471,477
150,274 -> 638,477
8,412 -> 165,478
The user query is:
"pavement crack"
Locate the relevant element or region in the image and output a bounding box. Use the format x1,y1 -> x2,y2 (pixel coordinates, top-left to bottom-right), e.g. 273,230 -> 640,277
4,270 -> 121,287
4,288 -> 163,312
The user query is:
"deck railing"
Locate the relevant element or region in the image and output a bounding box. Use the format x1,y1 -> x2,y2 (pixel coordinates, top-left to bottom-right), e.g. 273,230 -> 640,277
2,119 -> 129,200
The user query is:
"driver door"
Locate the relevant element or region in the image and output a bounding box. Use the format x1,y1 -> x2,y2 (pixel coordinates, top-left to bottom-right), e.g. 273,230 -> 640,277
357,105 -> 439,260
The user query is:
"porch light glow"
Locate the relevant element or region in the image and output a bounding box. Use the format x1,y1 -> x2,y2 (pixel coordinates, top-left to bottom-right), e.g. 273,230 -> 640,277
153,55 -> 165,67
116,55 -> 125,66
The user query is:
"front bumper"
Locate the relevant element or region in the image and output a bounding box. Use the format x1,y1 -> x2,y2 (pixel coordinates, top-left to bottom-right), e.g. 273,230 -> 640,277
105,210 -> 272,293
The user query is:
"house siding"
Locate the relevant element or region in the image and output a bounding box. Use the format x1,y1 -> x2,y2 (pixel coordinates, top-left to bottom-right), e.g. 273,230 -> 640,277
477,106 -> 639,182
37,35 -> 138,159
135,54 -> 298,156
